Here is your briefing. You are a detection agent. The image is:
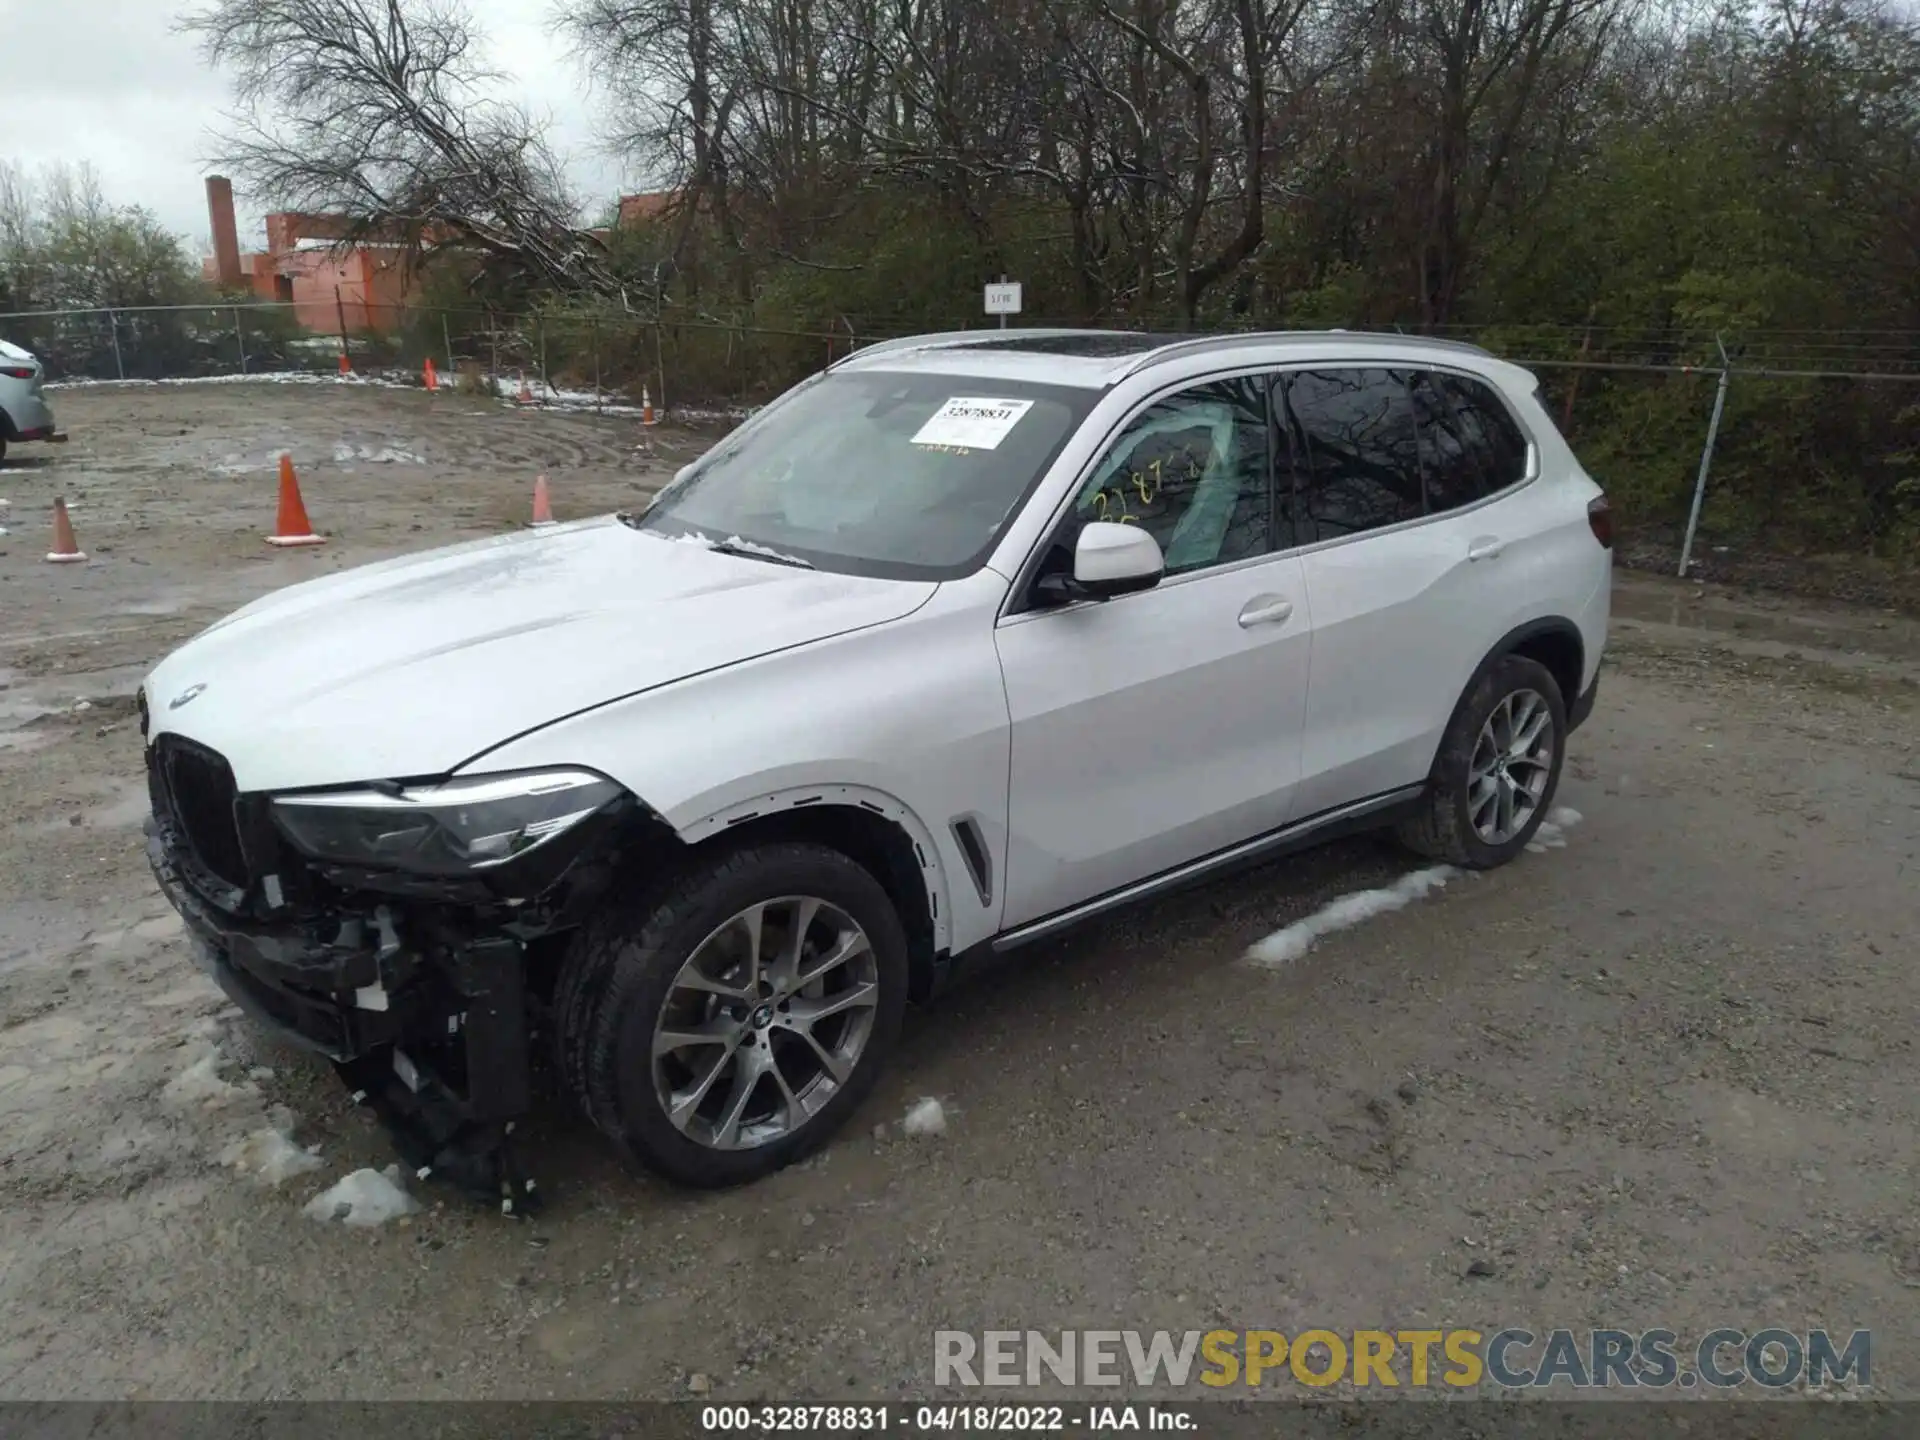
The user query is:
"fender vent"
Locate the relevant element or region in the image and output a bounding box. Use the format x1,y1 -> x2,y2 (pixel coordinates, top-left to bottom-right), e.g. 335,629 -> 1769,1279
951,817 -> 992,907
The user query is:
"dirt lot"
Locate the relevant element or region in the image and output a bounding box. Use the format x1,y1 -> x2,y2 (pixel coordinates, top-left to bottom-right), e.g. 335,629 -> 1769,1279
0,380 -> 1917,1402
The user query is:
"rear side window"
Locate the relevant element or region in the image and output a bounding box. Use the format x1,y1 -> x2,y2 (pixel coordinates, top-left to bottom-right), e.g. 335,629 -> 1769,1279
1280,368 -> 1423,541
1419,372 -> 1530,510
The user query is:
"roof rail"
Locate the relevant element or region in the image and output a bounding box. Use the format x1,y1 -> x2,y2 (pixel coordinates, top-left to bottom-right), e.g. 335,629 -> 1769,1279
1112,328 -> 1495,382
827,328 -> 1129,372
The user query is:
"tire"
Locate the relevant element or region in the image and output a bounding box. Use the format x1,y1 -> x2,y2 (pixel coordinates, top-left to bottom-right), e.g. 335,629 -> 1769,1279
554,841 -> 909,1188
1396,654 -> 1567,869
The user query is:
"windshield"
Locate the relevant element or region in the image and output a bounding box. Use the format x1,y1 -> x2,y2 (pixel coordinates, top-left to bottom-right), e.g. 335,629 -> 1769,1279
631,370 -> 1095,579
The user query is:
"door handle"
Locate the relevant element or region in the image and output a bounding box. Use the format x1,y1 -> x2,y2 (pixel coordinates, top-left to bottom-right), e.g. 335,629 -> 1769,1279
1467,537 -> 1506,562
1237,595 -> 1294,628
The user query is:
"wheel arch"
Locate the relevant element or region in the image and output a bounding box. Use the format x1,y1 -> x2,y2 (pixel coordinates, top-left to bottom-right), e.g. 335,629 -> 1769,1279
1475,617 -> 1584,714
1427,618 -> 1583,778
676,786 -> 949,1000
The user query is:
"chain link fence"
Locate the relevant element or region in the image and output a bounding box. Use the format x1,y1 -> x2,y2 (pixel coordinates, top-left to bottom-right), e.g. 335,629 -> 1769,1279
7,300 -> 1917,595
0,299 -> 880,410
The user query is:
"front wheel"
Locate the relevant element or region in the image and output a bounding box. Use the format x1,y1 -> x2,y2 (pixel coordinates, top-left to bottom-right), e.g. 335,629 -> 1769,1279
554,841 -> 909,1187
1396,654 -> 1566,869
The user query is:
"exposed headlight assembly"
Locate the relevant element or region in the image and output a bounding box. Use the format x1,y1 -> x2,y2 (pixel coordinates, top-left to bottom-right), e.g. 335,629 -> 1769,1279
272,769 -> 624,876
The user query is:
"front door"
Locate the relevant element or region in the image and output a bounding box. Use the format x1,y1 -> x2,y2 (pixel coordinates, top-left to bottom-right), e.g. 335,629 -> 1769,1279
994,374 -> 1313,931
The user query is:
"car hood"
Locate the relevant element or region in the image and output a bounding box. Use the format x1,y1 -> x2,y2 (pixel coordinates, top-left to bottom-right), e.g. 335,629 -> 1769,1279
144,516 -> 937,791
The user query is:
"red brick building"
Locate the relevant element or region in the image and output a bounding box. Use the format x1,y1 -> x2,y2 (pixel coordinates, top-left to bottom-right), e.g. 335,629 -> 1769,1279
202,177 -> 414,334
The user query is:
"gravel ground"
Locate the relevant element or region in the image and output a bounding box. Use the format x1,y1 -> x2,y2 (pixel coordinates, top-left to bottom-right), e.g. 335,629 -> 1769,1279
0,381 -> 1916,1402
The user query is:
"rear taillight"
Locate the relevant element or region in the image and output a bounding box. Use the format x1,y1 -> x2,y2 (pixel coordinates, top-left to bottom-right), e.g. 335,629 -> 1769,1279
1587,495 -> 1613,548
0,367 -> 34,380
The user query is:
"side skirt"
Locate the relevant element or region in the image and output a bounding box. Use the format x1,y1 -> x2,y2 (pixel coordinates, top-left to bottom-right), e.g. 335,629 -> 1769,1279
923,783 -> 1427,999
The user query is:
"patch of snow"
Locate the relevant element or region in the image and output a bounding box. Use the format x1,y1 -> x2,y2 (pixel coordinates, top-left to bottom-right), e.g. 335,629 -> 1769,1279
902,1097 -> 948,1138
161,1044 -> 260,1111
488,375 -> 746,422
674,404 -> 751,425
495,376 -> 648,415
331,443 -> 423,465
0,526 -> 8,538
303,1165 -> 419,1227
720,534 -> 812,566
48,371 -> 417,393
1246,866 -> 1458,967
220,1106 -> 323,1187
1525,804 -> 1584,854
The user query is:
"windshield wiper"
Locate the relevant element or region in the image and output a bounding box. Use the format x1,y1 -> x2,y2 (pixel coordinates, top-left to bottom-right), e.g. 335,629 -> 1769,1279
622,516 -> 817,569
707,538 -> 815,570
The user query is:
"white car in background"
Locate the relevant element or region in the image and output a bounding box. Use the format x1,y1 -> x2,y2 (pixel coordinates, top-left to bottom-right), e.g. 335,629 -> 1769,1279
139,329 -> 1611,1196
0,339 -> 63,464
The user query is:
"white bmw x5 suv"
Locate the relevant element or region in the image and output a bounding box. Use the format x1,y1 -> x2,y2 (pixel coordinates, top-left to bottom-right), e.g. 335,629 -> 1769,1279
141,329 -> 1610,1194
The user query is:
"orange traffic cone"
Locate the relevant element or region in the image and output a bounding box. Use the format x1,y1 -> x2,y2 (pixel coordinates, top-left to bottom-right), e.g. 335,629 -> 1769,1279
423,356 -> 439,393
641,385 -> 656,427
46,496 -> 86,563
517,372 -> 534,405
530,475 -> 555,527
338,351 -> 352,376
267,454 -> 326,547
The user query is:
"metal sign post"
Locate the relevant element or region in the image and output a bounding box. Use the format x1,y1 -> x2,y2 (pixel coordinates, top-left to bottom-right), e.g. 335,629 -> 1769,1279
984,278 -> 1022,329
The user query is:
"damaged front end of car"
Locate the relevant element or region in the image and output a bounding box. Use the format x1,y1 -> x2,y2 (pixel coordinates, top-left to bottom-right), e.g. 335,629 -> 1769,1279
140,690 -> 678,1213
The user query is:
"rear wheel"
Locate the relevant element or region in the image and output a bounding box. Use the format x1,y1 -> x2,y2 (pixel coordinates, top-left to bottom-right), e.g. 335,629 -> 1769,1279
1397,654 -> 1566,869
554,842 -> 909,1187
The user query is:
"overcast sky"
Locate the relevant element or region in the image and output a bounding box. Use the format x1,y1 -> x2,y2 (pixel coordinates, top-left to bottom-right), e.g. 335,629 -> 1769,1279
10,1 -> 632,255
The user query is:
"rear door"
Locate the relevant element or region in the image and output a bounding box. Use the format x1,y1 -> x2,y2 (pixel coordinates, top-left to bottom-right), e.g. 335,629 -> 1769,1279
1284,366 -> 1538,818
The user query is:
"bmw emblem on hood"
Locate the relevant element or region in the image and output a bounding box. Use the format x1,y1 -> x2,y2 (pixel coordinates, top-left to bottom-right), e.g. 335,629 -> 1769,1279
169,683 -> 207,710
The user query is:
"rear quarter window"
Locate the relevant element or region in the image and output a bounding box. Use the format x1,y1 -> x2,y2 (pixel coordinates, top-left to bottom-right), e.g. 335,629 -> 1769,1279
1438,374 -> 1529,494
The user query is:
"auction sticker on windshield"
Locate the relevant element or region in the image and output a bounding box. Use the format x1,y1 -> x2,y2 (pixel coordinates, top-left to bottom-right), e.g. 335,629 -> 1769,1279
911,398 -> 1035,451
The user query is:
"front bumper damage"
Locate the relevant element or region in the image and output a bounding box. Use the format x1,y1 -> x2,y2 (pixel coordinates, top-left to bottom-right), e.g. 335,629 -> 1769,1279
143,736 -> 672,1212
151,819 -> 547,1208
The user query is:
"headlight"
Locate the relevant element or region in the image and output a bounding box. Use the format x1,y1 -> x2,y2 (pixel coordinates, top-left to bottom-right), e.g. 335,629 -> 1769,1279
272,769 -> 624,875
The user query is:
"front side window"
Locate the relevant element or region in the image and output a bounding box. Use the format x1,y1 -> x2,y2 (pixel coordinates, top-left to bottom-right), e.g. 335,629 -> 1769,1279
1281,368 -> 1424,541
1068,375 -> 1272,575
632,371 -> 1093,580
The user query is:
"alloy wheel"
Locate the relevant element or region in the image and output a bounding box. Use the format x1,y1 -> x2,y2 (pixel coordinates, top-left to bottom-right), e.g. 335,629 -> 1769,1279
1467,687 -> 1556,844
651,896 -> 879,1150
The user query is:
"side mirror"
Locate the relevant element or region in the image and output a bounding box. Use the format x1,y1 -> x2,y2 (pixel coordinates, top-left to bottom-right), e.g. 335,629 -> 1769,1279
1062,521 -> 1165,602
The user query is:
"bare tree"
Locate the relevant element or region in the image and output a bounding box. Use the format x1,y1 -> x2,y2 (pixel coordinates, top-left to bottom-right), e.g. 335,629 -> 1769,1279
564,0 -> 756,304
183,0 -> 615,293
1378,0 -> 1635,325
